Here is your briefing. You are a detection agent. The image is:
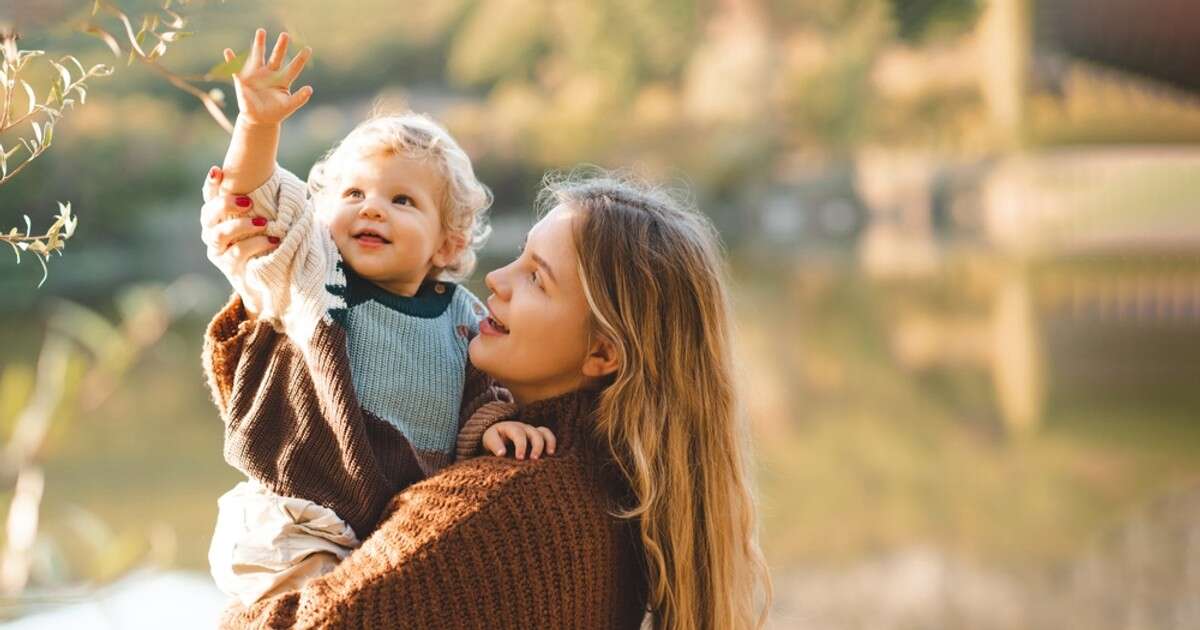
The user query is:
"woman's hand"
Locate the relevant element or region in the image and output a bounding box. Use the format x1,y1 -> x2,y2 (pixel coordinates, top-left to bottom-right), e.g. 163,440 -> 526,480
225,29 -> 312,126
482,421 -> 557,460
201,166 -> 279,315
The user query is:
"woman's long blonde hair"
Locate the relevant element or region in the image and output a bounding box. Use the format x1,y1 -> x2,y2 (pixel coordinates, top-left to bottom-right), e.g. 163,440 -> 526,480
544,172 -> 771,629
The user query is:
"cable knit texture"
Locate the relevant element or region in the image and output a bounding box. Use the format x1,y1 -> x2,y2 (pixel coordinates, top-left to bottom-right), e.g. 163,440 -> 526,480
203,294 -> 510,538
206,298 -> 649,628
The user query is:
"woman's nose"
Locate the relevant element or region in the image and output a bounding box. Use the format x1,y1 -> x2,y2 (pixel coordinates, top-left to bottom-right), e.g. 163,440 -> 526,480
485,267 -> 510,300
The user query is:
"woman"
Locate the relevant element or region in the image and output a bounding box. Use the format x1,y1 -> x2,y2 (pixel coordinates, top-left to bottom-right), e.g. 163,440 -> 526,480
201,169 -> 771,629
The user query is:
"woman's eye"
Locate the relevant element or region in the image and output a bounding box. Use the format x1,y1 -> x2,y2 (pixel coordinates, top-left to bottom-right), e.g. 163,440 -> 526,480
393,195 -> 414,206
529,269 -> 540,286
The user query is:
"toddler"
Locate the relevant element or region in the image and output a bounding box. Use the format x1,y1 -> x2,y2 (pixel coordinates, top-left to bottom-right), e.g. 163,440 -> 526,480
202,29 -> 551,606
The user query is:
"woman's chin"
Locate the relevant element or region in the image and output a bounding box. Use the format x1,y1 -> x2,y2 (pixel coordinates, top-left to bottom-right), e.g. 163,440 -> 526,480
467,336 -> 498,373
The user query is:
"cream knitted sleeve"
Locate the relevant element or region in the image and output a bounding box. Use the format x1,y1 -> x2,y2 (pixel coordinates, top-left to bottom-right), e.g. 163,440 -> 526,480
206,166 -> 341,344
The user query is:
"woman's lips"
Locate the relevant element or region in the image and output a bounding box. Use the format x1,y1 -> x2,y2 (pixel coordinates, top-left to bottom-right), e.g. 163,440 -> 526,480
479,315 -> 509,336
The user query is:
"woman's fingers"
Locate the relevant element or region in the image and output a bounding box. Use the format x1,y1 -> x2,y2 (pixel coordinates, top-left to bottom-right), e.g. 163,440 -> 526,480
223,235 -> 278,267
201,193 -> 254,229
223,48 -> 236,63
206,216 -> 268,253
202,165 -> 223,201
536,426 -> 556,456
266,32 -> 289,70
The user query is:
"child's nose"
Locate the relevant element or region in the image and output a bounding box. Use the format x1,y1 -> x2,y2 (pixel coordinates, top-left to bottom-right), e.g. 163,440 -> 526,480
358,200 -> 384,220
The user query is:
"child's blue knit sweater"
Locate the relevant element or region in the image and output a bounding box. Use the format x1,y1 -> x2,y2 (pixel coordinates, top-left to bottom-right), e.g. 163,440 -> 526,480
208,165 -> 487,487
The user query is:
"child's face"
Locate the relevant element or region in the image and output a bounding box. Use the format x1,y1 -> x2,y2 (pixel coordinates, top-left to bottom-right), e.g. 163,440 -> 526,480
321,151 -> 456,296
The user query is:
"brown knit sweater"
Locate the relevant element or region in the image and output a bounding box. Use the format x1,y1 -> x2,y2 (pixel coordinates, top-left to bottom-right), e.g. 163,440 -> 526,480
205,296 -> 650,628
203,294 -> 512,538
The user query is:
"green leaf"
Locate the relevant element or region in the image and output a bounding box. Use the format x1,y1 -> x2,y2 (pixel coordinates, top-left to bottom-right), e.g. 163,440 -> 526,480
21,79 -> 35,116
84,25 -> 123,58
50,61 -> 71,92
207,53 -> 245,79
67,55 -> 86,77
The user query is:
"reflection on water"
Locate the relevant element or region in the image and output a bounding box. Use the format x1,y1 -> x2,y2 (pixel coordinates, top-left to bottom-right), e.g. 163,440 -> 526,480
772,486 -> 1200,630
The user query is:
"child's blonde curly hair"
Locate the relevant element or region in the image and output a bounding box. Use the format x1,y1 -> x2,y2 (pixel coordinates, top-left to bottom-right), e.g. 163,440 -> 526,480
307,111 -> 493,282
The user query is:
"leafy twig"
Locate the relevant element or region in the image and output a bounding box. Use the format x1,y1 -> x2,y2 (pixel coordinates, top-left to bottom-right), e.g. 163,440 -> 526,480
84,0 -> 233,133
0,203 -> 78,287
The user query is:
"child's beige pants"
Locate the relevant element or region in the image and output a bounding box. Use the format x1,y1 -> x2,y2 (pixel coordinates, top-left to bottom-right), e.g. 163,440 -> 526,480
208,480 -> 360,607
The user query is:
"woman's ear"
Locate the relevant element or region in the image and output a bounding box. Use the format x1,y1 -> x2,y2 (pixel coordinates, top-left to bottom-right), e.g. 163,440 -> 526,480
432,231 -> 467,268
581,334 -> 620,378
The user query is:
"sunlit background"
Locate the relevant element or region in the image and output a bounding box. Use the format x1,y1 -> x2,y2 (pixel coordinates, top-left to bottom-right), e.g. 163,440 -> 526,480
1,1 -> 1198,628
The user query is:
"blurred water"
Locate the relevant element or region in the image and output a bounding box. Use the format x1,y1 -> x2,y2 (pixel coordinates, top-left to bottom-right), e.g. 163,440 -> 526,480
0,571 -> 225,630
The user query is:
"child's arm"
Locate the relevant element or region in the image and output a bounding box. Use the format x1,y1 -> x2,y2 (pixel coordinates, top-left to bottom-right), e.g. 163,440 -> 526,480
482,421 -> 557,460
220,29 -> 312,195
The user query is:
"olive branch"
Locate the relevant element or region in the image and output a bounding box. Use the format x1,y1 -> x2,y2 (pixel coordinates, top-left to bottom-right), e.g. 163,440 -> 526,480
1,0 -> 233,287
0,28 -> 111,286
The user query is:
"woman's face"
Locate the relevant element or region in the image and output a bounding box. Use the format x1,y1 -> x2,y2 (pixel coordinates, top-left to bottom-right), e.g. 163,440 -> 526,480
468,204 -> 598,404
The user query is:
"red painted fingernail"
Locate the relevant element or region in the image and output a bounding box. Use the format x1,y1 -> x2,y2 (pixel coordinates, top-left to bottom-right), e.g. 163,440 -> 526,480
251,217 -> 267,227
208,166 -> 219,179
235,196 -> 251,208
268,236 -> 280,244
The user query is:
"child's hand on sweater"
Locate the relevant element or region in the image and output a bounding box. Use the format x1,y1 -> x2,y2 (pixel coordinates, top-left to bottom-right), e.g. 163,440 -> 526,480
483,422 -> 556,460
224,29 -> 312,126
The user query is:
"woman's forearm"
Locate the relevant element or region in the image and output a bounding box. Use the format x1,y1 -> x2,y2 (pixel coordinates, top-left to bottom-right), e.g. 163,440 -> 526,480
221,116 -> 280,194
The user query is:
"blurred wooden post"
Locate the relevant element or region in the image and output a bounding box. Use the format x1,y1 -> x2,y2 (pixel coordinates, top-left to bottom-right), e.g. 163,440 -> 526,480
0,336 -> 69,595
991,269 -> 1045,434
979,0 -> 1045,432
978,0 -> 1030,148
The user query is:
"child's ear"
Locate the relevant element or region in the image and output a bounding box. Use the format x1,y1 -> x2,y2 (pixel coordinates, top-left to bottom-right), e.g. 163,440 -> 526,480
581,334 -> 620,379
431,231 -> 467,269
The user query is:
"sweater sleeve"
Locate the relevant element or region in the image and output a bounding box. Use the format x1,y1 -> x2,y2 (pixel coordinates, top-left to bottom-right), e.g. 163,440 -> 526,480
204,165 -> 335,339
217,457 -> 643,629
202,293 -> 405,537
202,295 -> 512,536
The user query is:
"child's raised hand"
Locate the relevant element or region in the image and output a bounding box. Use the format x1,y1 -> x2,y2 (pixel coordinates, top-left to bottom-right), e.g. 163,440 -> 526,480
482,421 -> 557,460
226,29 -> 312,125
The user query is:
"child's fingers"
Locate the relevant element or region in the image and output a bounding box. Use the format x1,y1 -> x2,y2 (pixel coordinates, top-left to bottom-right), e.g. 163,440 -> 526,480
246,28 -> 266,70
266,32 -> 289,70
284,86 -> 313,114
280,47 -> 311,85
506,426 -> 528,460
524,426 -> 545,460
482,429 -> 506,457
536,426 -> 557,456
